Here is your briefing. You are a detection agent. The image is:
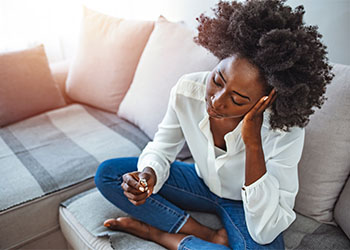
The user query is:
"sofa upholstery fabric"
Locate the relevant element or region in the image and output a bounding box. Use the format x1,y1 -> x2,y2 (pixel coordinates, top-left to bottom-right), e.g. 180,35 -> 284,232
334,176 -> 350,238
60,188 -> 350,250
0,103 -> 148,212
0,44 -> 65,127
294,63 -> 350,223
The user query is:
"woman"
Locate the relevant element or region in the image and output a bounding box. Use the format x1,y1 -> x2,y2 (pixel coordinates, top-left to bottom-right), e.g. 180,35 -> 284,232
95,0 -> 333,249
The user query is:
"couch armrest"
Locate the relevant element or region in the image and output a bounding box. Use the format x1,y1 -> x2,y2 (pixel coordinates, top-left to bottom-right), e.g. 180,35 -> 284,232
334,175 -> 350,239
50,60 -> 73,105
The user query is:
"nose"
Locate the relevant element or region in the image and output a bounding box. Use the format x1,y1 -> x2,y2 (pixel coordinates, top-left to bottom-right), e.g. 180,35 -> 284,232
211,92 -> 225,109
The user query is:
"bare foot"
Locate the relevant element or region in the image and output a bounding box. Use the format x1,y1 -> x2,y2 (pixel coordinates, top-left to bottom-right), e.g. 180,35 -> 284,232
104,217 -> 153,240
104,217 -> 188,250
104,217 -> 229,249
211,228 -> 229,246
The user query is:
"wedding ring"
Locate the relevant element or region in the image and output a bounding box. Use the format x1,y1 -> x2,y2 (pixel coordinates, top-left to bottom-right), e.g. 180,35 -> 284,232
139,178 -> 148,189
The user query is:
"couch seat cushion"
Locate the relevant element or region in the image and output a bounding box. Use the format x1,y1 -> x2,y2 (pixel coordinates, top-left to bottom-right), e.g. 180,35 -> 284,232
60,188 -> 350,250
60,187 -> 222,250
0,103 -> 150,249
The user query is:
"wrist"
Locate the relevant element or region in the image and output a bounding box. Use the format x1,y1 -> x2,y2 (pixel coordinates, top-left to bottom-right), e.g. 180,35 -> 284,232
244,141 -> 263,151
142,167 -> 157,184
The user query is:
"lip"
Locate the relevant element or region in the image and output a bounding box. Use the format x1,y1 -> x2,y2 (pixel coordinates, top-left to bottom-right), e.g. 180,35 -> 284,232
207,103 -> 224,117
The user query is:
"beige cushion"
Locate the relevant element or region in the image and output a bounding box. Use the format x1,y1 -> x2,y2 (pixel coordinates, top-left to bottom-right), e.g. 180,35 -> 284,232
294,63 -> 350,223
59,207 -> 112,250
50,60 -> 72,104
117,16 -> 219,139
334,177 -> 350,238
0,178 -> 94,249
0,45 -> 65,127
66,7 -> 154,113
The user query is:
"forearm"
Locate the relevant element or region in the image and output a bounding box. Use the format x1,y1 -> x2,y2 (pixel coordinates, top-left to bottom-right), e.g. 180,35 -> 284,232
244,142 -> 267,186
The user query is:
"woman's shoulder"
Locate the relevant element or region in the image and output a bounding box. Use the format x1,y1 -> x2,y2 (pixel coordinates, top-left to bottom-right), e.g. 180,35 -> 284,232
174,71 -> 211,101
178,71 -> 211,84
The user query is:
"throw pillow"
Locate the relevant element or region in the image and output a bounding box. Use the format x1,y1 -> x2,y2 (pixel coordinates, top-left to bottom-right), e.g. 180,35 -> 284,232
65,7 -> 154,113
294,63 -> 350,223
0,45 -> 65,127
334,177 -> 350,238
117,15 -> 219,139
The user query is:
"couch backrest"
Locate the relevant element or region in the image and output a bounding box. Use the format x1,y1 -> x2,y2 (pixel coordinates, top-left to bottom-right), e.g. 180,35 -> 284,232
294,63 -> 350,225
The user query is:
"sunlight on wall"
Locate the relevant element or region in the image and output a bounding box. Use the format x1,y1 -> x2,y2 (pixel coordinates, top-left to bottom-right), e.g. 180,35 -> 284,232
0,0 -> 217,62
1,0 -> 348,64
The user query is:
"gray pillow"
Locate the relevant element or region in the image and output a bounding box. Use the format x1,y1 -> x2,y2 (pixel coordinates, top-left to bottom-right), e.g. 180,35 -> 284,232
294,63 -> 350,223
334,177 -> 350,239
0,45 -> 65,127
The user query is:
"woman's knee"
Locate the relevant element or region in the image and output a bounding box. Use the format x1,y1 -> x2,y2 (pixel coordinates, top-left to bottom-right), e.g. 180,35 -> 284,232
94,157 -> 138,189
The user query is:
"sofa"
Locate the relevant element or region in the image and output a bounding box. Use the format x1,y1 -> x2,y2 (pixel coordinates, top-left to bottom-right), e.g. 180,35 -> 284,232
0,7 -> 349,250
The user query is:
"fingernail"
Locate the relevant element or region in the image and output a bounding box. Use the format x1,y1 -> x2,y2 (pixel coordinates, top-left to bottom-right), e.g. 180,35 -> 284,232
139,186 -> 145,192
263,96 -> 269,101
147,190 -> 150,194
105,223 -> 111,227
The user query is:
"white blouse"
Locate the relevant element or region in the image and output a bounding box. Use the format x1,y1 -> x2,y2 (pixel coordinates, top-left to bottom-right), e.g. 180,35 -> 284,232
137,71 -> 305,244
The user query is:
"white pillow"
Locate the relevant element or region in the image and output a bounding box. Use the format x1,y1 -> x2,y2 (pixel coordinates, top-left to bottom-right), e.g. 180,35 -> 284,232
66,7 -> 154,113
118,16 -> 219,139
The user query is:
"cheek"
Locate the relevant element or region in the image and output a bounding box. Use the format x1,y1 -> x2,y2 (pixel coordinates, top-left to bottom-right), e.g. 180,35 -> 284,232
226,108 -> 249,118
225,102 -> 255,118
205,85 -> 214,101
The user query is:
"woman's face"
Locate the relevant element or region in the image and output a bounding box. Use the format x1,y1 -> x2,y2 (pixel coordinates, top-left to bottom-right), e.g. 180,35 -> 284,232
205,55 -> 267,121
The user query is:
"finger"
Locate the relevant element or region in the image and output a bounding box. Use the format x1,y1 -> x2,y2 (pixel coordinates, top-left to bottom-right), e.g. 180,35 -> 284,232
247,96 -> 267,118
146,186 -> 153,198
130,172 -> 150,192
256,88 -> 277,113
128,198 -> 147,206
138,172 -> 154,191
267,93 -> 277,108
122,172 -> 146,192
121,182 -> 143,195
123,190 -> 148,201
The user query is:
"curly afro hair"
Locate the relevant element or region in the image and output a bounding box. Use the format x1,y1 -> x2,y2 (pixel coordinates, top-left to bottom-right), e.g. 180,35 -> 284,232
194,0 -> 334,132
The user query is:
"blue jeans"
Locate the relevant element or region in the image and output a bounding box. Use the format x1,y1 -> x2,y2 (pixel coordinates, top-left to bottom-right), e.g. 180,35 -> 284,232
95,157 -> 285,250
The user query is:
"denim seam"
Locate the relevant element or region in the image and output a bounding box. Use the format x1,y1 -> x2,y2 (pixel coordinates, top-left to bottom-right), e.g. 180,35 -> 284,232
178,235 -> 194,250
174,213 -> 191,233
217,203 -> 247,250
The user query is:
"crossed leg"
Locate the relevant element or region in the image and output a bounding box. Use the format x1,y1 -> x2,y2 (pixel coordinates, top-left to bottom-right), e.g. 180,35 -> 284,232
104,216 -> 229,250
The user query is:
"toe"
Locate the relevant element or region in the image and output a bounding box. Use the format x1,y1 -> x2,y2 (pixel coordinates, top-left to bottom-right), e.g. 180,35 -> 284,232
103,218 -> 121,230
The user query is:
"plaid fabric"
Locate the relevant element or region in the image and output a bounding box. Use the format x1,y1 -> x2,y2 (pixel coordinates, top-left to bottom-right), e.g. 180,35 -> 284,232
61,188 -> 350,250
0,104 -> 150,212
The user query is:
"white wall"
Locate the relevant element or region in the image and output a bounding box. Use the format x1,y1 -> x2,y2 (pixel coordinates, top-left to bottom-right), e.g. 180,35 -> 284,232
1,0 -> 348,64
286,0 -> 350,65
85,0 -> 349,65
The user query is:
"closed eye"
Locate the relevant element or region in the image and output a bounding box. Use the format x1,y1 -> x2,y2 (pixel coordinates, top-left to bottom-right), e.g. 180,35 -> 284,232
231,97 -> 243,106
213,77 -> 222,87
213,76 -> 244,106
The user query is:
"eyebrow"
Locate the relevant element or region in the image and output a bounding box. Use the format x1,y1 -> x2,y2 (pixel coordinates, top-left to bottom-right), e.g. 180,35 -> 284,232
217,69 -> 251,101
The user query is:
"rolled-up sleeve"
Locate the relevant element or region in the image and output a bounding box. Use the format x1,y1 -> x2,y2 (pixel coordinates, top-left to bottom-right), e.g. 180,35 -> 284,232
241,127 -> 305,244
137,79 -> 186,193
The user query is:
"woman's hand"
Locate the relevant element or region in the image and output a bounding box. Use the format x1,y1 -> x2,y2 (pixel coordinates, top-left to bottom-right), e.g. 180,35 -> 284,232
121,167 -> 157,206
241,88 -> 277,147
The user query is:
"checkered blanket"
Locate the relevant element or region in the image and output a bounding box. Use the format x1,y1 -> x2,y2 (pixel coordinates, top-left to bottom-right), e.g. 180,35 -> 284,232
0,104 -> 150,211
